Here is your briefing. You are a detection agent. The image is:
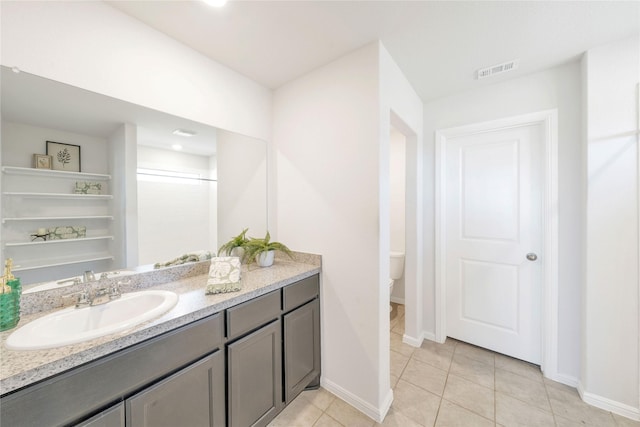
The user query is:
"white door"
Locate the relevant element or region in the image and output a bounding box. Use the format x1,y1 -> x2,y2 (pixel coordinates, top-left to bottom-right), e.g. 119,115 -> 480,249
445,122 -> 543,364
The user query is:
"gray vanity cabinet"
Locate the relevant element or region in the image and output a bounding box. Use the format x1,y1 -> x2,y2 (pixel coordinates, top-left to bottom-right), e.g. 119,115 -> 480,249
126,351 -> 225,427
226,290 -> 283,427
283,298 -> 320,403
227,320 -> 282,427
1,274 -> 321,427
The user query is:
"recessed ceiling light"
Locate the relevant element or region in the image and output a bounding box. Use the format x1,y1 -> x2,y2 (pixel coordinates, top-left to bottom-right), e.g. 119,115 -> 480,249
172,129 -> 196,137
172,144 -> 183,151
203,0 -> 227,7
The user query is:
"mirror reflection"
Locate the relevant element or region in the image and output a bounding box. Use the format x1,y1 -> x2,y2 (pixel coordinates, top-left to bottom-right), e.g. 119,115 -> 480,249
0,66 -> 268,289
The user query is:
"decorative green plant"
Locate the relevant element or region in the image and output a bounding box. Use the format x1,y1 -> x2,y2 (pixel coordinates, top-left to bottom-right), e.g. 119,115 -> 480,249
243,231 -> 293,264
217,228 -> 250,256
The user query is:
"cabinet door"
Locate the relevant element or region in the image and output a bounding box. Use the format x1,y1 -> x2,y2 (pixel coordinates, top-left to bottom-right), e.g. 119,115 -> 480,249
126,351 -> 225,427
284,298 -> 321,403
227,319 -> 282,427
76,403 -> 125,427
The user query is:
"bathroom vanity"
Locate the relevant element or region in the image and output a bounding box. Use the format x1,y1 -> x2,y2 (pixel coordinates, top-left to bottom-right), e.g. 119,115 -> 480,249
0,255 -> 321,427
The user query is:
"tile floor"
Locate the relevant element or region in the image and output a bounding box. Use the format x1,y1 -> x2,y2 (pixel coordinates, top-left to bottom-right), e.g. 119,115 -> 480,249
268,303 -> 639,427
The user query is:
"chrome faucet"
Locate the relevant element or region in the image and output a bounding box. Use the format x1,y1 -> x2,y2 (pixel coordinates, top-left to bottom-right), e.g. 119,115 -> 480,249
74,286 -> 120,308
83,270 -> 95,283
70,276 -> 125,309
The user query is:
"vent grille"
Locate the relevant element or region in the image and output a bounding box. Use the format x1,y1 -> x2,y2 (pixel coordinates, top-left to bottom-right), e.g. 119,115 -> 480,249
477,60 -> 519,80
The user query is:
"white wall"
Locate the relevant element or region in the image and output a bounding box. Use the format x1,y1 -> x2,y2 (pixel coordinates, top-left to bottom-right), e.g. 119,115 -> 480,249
582,35 -> 639,418
137,146 -> 215,265
423,62 -> 584,381
274,42 -> 382,416
1,121 -> 108,173
109,123 -> 138,269
216,130 -> 268,246
274,41 -> 422,421
390,129 -> 407,253
390,128 -> 406,302
0,1 -> 272,142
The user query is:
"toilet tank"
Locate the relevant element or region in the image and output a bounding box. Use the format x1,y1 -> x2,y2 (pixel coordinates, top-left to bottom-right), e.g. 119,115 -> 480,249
390,251 -> 405,280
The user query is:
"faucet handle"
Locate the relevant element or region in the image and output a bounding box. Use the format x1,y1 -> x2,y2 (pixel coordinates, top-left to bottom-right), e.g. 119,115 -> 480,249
109,284 -> 121,300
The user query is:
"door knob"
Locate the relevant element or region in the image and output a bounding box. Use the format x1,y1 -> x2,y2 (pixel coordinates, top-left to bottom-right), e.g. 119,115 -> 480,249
526,253 -> 538,261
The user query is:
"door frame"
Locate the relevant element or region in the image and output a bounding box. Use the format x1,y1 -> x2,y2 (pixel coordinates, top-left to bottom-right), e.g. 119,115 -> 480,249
434,110 -> 559,377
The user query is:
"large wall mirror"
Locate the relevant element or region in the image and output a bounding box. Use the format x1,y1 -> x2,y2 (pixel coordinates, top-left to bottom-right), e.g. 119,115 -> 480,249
0,66 -> 268,289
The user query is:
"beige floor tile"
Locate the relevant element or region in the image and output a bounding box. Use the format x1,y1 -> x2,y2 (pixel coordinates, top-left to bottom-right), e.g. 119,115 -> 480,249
412,340 -> 454,371
450,352 -> 495,389
392,316 -> 405,335
546,383 -> 616,426
390,350 -> 410,379
496,392 -> 555,427
325,398 -> 375,427
495,369 -> 550,412
390,331 -> 416,357
612,413 -> 640,426
301,388 -> 337,411
443,374 -> 494,420
495,353 -> 543,383
543,378 -> 577,395
390,373 -> 400,388
401,358 -> 448,396
439,337 -> 459,352
390,315 -> 400,331
376,407 -> 424,427
268,394 -> 324,426
391,379 -> 442,427
435,400 -> 494,427
453,341 -> 496,367
555,414 -> 592,426
313,413 -> 344,427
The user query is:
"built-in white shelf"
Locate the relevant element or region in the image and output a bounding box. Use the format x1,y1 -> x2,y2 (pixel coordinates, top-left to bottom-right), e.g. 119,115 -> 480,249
2,163 -> 117,277
2,166 -> 111,180
5,236 -> 114,247
12,254 -> 114,272
2,215 -> 114,223
3,192 -> 112,199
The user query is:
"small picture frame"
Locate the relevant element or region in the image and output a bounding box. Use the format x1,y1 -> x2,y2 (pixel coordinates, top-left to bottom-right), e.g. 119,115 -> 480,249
46,141 -> 81,172
33,154 -> 52,170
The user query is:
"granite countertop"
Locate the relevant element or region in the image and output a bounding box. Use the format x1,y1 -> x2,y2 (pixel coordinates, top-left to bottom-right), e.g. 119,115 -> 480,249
0,253 -> 321,395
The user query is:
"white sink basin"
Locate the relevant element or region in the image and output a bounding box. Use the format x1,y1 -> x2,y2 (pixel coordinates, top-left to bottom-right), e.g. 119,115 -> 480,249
6,290 -> 178,350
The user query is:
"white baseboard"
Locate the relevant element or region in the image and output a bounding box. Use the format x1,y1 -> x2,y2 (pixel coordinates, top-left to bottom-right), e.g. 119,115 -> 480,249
577,381 -> 640,421
402,331 -> 424,347
320,378 -> 392,423
545,372 -> 579,388
422,331 -> 437,342
390,296 -> 405,305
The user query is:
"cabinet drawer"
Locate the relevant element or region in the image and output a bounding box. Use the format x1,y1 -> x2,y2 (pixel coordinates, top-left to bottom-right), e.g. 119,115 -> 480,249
283,275 -> 319,312
226,290 -> 280,340
0,313 -> 224,427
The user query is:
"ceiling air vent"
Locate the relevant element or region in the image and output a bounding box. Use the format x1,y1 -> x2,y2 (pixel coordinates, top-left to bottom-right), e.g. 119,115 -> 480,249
476,60 -> 519,80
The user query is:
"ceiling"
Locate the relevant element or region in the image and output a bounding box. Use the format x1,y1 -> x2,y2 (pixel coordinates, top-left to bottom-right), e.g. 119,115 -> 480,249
107,0 -> 639,102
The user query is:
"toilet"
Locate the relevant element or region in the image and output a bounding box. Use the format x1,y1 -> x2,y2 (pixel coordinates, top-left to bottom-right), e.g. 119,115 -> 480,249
389,251 -> 405,311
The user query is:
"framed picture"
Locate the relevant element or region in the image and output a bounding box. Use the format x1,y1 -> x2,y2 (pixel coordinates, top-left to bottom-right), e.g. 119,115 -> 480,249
33,154 -> 52,169
46,141 -> 81,172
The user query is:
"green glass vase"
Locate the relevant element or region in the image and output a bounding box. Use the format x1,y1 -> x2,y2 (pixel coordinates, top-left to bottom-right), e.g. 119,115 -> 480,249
0,278 -> 21,332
